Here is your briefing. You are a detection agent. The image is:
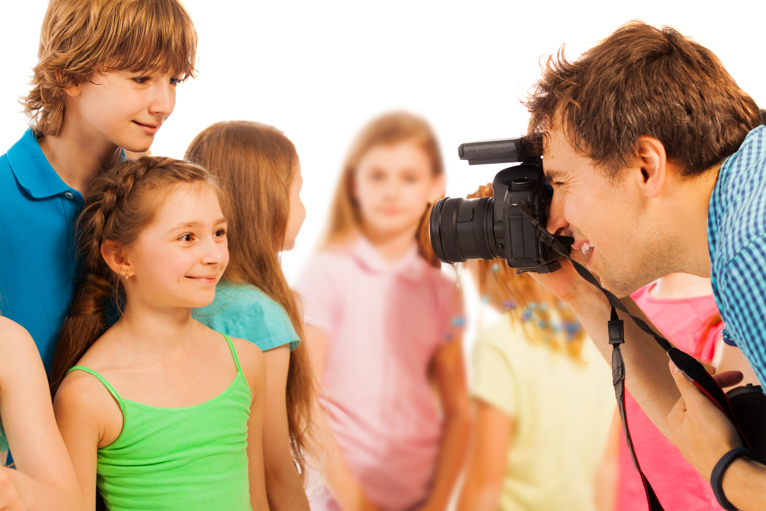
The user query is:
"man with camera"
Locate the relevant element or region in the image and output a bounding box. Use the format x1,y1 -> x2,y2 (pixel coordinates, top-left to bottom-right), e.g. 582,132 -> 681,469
525,21 -> 765,510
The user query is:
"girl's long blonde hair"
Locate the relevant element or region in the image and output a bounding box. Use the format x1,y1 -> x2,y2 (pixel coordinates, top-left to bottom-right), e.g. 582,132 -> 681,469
323,111 -> 444,268
469,184 -> 587,359
185,121 -> 314,477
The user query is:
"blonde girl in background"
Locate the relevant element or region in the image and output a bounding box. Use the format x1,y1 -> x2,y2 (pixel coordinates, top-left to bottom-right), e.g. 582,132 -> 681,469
456,184 -> 615,511
296,112 -> 471,511
0,316 -> 82,510
187,121 -> 314,510
50,157 -> 269,511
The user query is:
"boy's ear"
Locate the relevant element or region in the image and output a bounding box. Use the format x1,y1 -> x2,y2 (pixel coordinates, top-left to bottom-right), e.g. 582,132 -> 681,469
429,174 -> 446,203
101,241 -> 133,279
635,136 -> 667,199
55,70 -> 81,98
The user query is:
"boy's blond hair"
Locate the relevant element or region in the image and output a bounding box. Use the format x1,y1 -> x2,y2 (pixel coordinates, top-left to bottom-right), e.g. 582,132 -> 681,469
24,0 -> 198,137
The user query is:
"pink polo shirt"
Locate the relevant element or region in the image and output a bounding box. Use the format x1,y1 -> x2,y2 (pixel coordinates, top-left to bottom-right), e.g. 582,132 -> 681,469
296,237 -> 460,511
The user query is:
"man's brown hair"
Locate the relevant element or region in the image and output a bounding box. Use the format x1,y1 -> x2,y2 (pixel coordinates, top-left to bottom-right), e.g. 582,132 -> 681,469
525,21 -> 761,176
24,0 -> 197,137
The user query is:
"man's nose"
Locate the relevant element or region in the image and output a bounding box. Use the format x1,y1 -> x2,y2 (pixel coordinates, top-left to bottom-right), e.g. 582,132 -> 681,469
546,192 -> 569,235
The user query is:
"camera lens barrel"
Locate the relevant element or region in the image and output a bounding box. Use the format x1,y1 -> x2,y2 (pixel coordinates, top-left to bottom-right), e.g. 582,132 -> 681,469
430,197 -> 498,264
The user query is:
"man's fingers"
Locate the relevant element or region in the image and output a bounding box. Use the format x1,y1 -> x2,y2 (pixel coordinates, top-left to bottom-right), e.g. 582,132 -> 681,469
669,360 -> 696,395
712,370 -> 743,389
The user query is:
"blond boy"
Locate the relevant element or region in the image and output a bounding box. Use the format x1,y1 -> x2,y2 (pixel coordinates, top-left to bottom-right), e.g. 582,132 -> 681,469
0,0 -> 197,373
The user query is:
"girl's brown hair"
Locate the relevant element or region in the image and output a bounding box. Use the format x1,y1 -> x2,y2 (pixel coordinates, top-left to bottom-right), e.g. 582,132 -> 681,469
184,121 -> 314,476
324,111 -> 445,268
25,0 -> 198,137
469,184 -> 587,360
49,157 -> 218,395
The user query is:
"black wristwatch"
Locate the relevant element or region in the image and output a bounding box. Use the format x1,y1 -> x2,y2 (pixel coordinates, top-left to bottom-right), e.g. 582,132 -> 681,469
710,447 -> 753,510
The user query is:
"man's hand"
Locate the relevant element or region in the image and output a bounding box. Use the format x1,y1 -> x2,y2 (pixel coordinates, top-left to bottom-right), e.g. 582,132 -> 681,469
667,361 -> 744,480
530,257 -> 599,306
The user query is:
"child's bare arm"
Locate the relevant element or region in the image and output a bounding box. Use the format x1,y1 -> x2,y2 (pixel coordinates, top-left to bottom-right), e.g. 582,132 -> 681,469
304,324 -> 378,511
420,338 -> 471,511
0,317 -> 83,511
456,399 -> 512,511
261,345 -> 310,510
236,338 -> 271,511
53,370 -> 111,511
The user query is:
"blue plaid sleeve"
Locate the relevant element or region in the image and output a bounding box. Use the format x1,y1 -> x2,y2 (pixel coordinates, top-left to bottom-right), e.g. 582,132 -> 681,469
715,233 -> 766,385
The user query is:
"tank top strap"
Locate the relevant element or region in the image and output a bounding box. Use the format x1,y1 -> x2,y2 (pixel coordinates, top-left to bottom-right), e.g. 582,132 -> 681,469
221,333 -> 243,373
68,366 -> 123,403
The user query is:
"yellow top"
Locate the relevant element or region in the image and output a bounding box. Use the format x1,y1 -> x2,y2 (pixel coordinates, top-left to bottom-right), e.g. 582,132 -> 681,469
470,313 -> 615,511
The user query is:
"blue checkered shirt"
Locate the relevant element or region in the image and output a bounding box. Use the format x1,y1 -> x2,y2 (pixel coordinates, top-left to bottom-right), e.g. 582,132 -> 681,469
708,125 -> 766,387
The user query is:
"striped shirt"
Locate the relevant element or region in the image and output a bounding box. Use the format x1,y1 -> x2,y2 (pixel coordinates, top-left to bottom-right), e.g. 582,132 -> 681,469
708,125 -> 766,387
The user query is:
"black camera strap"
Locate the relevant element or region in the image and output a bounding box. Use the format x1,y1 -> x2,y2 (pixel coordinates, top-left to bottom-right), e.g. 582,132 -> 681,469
516,202 -> 754,511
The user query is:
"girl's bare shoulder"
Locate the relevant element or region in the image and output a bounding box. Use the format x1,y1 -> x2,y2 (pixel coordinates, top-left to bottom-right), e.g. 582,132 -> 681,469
0,317 -> 41,371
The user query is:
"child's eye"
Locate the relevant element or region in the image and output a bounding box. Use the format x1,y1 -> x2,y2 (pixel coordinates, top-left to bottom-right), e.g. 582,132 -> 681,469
214,228 -> 226,238
170,77 -> 184,86
178,233 -> 194,242
132,76 -> 150,85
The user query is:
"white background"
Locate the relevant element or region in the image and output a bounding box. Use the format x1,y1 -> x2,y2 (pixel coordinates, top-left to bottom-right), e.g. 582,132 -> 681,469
2,0 -> 764,344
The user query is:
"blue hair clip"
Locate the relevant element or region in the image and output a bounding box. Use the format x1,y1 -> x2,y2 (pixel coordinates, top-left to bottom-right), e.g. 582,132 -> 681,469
451,316 -> 467,328
491,263 -> 499,273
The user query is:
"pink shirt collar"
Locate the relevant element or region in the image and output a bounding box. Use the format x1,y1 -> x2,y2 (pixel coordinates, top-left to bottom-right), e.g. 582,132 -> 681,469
350,236 -> 425,280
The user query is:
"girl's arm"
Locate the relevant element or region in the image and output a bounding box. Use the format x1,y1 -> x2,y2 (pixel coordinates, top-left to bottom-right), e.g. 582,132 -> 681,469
261,345 -> 310,510
0,317 -> 83,511
54,370 -> 112,511
419,338 -> 471,511
456,399 -> 512,511
235,338 -> 270,511
304,324 -> 378,511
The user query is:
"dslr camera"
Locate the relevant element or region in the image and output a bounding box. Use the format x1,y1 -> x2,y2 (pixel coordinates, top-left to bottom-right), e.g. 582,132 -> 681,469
429,137 -> 572,273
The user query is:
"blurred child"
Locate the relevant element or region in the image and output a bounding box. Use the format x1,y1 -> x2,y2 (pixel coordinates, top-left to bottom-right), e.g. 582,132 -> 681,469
187,121 -> 313,510
0,0 -> 197,372
296,112 -> 470,511
613,273 -> 725,510
456,184 -> 615,511
50,157 -> 269,511
0,316 -> 82,510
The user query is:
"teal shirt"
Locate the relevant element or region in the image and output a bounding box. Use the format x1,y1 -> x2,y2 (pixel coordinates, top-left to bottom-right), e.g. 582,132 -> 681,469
194,281 -> 300,352
0,419 -> 8,466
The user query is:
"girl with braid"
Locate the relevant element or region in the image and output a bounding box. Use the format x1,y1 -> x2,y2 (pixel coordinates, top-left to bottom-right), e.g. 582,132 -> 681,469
50,157 -> 269,511
456,185 -> 615,511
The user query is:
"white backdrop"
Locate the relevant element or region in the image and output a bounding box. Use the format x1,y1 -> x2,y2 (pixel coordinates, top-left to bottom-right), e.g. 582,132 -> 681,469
2,0 -> 764,345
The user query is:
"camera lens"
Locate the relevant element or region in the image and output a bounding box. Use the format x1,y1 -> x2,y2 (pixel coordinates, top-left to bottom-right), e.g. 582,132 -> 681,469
429,197 -> 498,264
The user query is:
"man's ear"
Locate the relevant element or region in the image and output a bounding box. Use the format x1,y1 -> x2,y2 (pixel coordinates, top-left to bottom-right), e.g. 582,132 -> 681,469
429,174 -> 446,203
101,241 -> 133,279
635,136 -> 667,199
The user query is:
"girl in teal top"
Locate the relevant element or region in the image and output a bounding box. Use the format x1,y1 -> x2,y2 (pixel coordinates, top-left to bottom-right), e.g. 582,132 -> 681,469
187,121 -> 314,509
50,157 -> 269,511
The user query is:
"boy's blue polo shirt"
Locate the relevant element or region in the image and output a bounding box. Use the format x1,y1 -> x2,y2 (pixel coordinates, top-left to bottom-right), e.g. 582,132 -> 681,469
0,129 -> 84,371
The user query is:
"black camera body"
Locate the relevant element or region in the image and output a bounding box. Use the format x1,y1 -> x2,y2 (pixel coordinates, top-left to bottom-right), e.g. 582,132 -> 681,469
429,137 -> 572,273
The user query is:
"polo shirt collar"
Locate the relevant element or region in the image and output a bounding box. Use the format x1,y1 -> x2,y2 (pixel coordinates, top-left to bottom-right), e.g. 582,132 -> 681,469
7,129 -> 71,199
351,235 -> 425,280
6,128 -> 128,199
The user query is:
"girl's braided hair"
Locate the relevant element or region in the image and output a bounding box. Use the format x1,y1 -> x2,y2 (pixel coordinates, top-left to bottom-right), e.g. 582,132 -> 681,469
49,156 -> 220,395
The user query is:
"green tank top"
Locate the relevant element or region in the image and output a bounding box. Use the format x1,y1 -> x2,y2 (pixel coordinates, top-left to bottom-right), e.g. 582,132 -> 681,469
68,333 -> 252,511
